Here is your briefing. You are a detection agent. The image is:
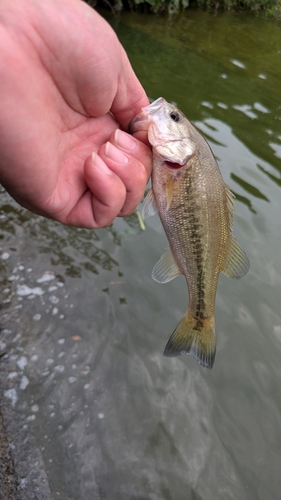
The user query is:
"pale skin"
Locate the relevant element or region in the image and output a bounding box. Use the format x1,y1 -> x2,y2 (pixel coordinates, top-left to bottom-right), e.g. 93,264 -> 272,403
0,0 -> 152,228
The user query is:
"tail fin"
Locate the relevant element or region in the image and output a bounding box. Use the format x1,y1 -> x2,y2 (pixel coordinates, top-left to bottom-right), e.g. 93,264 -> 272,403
163,314 -> 216,369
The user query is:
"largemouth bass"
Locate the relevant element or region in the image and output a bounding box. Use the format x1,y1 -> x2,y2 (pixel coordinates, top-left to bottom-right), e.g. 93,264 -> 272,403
130,97 -> 250,369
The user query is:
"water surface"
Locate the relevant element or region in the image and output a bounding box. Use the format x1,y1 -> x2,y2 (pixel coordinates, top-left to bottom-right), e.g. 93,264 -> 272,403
1,8 -> 281,499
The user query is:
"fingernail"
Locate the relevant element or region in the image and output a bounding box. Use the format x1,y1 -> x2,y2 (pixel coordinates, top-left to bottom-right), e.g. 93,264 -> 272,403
114,129 -> 137,151
91,152 -> 111,174
105,142 -> 129,164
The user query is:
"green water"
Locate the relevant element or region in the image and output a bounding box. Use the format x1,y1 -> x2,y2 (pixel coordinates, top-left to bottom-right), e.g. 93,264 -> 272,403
1,8 -> 281,499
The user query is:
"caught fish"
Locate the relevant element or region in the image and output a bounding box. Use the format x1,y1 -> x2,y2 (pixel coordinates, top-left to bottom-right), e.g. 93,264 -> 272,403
130,97 -> 249,369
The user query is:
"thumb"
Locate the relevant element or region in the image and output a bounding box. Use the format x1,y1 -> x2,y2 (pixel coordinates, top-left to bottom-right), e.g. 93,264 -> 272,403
110,49 -> 150,131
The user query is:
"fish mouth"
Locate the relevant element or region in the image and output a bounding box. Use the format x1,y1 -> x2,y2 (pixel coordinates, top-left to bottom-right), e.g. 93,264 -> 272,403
129,112 -> 149,134
143,97 -> 166,115
129,97 -> 166,134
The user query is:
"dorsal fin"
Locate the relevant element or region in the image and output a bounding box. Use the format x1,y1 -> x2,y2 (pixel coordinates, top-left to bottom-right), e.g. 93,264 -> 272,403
225,183 -> 235,229
223,235 -> 250,279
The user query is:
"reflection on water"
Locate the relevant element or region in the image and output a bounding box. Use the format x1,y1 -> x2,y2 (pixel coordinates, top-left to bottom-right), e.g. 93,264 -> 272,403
1,8 -> 281,500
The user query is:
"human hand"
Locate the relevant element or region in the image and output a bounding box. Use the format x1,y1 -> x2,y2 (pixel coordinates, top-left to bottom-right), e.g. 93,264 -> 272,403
0,0 -> 152,228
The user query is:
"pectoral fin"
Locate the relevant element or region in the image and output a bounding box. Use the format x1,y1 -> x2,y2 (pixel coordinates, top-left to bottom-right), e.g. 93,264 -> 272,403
152,248 -> 182,283
165,178 -> 176,211
142,189 -> 158,219
222,235 -> 250,279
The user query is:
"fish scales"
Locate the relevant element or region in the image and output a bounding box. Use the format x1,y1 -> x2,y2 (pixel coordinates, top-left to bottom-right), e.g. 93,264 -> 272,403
153,154 -> 228,323
130,97 -> 249,369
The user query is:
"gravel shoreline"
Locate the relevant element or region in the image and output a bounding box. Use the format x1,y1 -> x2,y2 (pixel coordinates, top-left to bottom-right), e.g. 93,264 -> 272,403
0,405 -> 17,500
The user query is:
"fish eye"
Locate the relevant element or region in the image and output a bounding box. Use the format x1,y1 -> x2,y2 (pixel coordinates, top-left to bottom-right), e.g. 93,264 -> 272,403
170,111 -> 180,122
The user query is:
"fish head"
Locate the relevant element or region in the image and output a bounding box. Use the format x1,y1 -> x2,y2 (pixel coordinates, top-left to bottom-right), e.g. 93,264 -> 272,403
130,98 -> 197,168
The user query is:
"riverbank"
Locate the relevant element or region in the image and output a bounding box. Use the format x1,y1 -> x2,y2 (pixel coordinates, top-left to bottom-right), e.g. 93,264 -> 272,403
92,0 -> 281,19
